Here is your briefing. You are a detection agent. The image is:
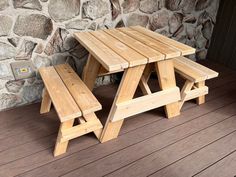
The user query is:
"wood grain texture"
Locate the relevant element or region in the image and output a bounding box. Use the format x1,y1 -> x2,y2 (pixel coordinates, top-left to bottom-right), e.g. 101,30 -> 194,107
55,63 -> 102,115
39,67 -> 82,122
91,30 -> 148,67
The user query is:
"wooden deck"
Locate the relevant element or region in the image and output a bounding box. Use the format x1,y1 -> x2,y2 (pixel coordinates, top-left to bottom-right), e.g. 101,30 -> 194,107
0,61 -> 236,177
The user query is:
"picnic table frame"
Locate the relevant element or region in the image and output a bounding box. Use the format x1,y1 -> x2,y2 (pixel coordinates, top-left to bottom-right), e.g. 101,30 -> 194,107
74,26 -> 196,143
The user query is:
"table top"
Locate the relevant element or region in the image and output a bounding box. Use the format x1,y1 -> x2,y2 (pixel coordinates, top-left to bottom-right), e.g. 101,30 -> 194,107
74,26 -> 196,72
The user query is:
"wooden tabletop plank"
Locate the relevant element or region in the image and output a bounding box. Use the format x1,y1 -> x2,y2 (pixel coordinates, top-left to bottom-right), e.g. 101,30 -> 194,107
131,26 -> 196,55
55,64 -> 102,115
39,67 -> 82,122
90,30 -> 148,67
74,32 -> 128,71
119,27 -> 181,59
104,29 -> 165,63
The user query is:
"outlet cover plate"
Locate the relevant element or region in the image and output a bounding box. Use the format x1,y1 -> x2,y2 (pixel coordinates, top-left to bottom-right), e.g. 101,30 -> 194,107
11,61 -> 36,80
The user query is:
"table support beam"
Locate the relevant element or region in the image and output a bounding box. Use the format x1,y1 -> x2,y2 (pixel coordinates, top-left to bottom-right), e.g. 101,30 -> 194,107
155,60 -> 180,118
100,65 -> 146,143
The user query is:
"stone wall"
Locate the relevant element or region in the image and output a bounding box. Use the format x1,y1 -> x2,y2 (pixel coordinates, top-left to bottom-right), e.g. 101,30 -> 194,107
0,0 -> 220,111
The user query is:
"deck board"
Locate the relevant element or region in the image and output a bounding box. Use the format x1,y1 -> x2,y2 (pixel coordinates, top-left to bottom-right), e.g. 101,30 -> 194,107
0,61 -> 236,177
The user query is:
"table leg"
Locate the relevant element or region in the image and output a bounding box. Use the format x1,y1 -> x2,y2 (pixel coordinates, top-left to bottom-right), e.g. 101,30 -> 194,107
100,65 -> 146,143
139,64 -> 153,95
82,54 -> 101,91
155,60 -> 180,118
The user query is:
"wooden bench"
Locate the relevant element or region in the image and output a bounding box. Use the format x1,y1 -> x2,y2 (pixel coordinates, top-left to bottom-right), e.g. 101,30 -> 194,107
39,63 -> 103,156
174,56 -> 219,110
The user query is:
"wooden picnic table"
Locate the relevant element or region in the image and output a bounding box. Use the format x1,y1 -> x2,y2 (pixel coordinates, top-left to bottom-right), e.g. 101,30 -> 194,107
74,26 -> 196,143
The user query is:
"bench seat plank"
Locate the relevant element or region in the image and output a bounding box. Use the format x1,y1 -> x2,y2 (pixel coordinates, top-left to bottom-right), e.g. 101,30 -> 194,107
90,30 -> 148,67
74,32 -> 128,71
39,67 -> 82,122
104,29 -> 165,63
131,26 -> 196,55
175,56 -> 219,79
119,27 -> 181,59
55,64 -> 102,115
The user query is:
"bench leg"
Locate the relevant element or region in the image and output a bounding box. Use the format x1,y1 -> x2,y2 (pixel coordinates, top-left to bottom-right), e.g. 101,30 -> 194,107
100,65 -> 146,143
54,119 -> 74,156
155,60 -> 180,118
179,80 -> 194,110
82,54 -> 101,91
196,81 -> 206,105
40,88 -> 52,114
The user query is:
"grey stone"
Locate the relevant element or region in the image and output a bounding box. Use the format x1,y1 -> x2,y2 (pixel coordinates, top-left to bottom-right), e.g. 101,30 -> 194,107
207,0 -> 220,23
165,0 -> 181,11
126,13 -> 149,27
34,43 -> 44,54
22,83 -> 43,102
0,62 -> 13,78
158,29 -> 171,37
196,0 -> 211,11
16,39 -> 37,60
69,44 -> 88,59
5,80 -> 25,93
202,20 -> 213,40
150,9 -> 169,31
51,54 -> 73,65
82,0 -> 110,20
116,19 -> 125,28
7,37 -> 20,47
186,24 -> 196,39
13,0 -> 42,11
122,0 -> 140,14
0,0 -> 9,11
65,19 -> 89,30
13,14 -> 53,40
197,11 -> 210,25
44,28 -> 68,55
33,55 -> 51,69
88,22 -> 97,30
185,39 -> 196,48
40,0 -> 48,2
169,13 -> 183,34
196,49 -> 207,60
183,14 -> 196,24
181,0 -> 197,14
140,0 -> 159,14
63,36 -> 79,51
172,24 -> 184,37
111,0 -> 121,20
195,27 -> 207,49
0,93 -> 21,110
0,15 -> 13,36
48,0 -> 80,22
0,42 -> 16,61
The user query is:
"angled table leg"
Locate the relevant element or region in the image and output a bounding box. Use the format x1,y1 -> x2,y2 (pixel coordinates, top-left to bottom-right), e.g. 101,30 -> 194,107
100,65 -> 146,143
82,54 -> 101,91
155,59 -> 180,118
139,64 -> 153,95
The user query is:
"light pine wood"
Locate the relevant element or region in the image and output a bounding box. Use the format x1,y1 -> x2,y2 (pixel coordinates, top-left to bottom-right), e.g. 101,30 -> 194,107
131,26 -> 196,55
90,30 -> 148,67
100,65 -> 146,143
104,29 -> 165,63
139,64 -> 153,95
55,64 -> 102,115
174,58 -> 207,82
74,32 -> 128,71
196,81 -> 206,105
98,66 -> 124,77
175,56 -> 219,79
54,119 -> 74,156
185,86 -> 208,102
155,59 -> 181,118
40,88 -> 52,114
112,87 -> 180,121
119,27 -> 181,59
82,54 -> 101,91
39,67 -> 82,122
60,118 -> 103,142
179,80 -> 194,109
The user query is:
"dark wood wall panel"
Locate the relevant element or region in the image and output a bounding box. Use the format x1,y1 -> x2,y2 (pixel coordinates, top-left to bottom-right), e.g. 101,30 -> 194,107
207,0 -> 236,70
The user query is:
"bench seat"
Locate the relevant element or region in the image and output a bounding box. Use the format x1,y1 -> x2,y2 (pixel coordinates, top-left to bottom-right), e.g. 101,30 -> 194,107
174,56 -> 219,109
39,64 -> 103,156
